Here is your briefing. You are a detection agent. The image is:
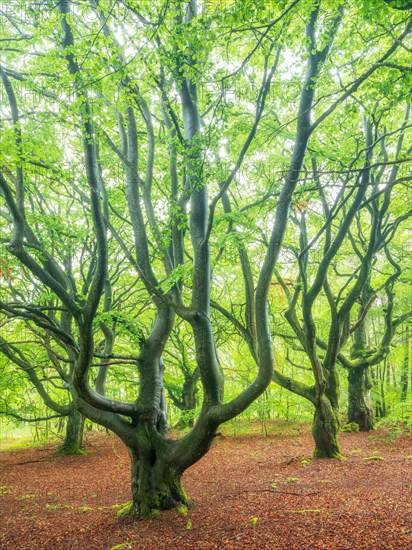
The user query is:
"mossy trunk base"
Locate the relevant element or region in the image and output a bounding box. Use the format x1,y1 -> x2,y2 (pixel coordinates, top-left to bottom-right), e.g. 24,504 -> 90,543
128,448 -> 188,518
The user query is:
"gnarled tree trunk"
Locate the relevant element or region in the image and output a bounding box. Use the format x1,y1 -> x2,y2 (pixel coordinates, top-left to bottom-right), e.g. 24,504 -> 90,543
127,444 -> 187,517
312,397 -> 341,458
312,366 -> 342,459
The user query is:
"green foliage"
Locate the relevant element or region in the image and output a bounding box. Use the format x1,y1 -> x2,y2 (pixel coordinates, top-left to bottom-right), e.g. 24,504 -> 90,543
95,312 -> 146,347
0,0 -> 411,511
158,264 -> 193,293
375,401 -> 412,434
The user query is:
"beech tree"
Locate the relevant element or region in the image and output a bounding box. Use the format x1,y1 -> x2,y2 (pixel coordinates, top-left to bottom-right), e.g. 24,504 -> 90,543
207,7 -> 412,456
0,321 -> 85,454
267,102 -> 411,453
1,0 -> 411,516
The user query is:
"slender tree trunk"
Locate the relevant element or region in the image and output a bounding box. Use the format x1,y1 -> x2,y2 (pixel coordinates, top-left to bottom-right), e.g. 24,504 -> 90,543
348,366 -> 374,430
347,372 -> 374,429
391,363 -> 397,388
175,370 -> 199,428
400,326 -> 409,401
386,360 -> 391,385
95,364 -> 109,396
57,407 -> 85,455
376,361 -> 387,418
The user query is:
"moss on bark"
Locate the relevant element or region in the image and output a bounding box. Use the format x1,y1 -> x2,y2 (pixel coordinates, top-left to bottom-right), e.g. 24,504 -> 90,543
312,398 -> 344,459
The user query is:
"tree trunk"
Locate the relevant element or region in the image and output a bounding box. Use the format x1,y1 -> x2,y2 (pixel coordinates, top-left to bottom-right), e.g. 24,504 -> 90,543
311,360 -> 343,459
113,347 -> 195,517
376,362 -> 387,418
312,396 -> 342,459
57,408 -> 85,455
400,359 -> 408,402
348,284 -> 375,430
95,364 -> 109,396
174,369 -> 199,428
400,325 -> 409,401
123,445 -> 188,518
348,366 -> 374,430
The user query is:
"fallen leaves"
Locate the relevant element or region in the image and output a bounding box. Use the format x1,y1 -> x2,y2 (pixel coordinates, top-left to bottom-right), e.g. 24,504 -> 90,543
0,426 -> 411,549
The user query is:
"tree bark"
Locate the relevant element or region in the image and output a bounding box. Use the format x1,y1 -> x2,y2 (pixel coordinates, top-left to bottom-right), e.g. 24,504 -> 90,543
312,396 -> 341,459
170,368 -> 199,428
57,407 -> 85,455
348,366 -> 374,430
124,444 -> 188,517
400,326 -> 409,401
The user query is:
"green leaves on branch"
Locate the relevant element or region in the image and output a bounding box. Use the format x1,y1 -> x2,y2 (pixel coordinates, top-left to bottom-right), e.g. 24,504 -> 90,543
158,263 -> 193,293
95,312 -> 145,347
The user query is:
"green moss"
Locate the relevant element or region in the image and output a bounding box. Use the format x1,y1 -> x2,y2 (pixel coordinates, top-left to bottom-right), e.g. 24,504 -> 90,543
290,509 -> 322,514
45,504 -> 72,510
176,503 -> 188,516
18,493 -> 37,500
4,437 -> 48,451
250,516 -> 259,526
54,446 -> 86,456
341,422 -> 360,433
116,502 -> 136,518
110,543 -> 134,550
314,448 -> 346,460
0,485 -> 14,496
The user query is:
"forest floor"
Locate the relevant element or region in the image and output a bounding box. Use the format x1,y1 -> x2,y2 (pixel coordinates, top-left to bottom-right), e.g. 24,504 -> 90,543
0,422 -> 411,550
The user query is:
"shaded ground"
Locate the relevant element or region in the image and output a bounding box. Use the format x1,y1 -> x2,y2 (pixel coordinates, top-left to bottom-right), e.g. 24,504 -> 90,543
0,424 -> 411,549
